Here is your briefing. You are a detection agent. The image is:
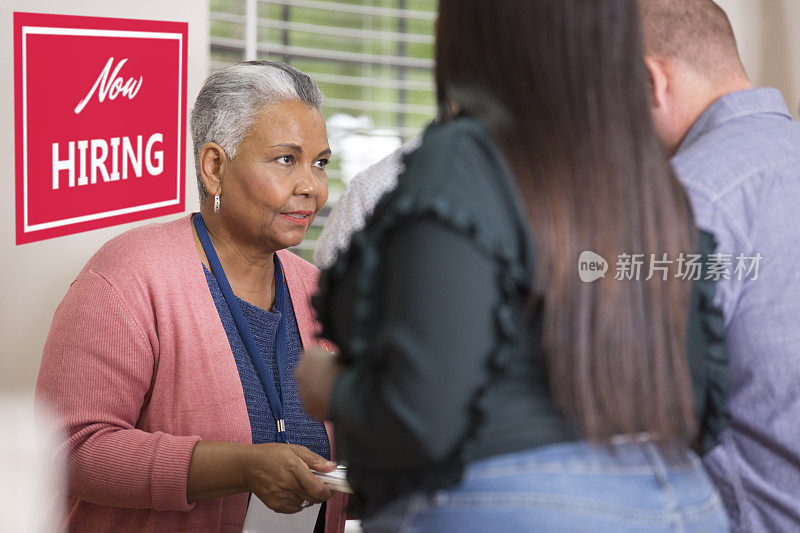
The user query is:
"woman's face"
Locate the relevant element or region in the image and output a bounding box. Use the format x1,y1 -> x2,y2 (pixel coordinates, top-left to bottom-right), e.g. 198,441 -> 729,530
220,99 -> 330,252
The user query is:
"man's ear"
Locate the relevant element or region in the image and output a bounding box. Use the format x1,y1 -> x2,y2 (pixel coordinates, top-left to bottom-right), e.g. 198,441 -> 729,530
644,56 -> 670,109
198,142 -> 228,199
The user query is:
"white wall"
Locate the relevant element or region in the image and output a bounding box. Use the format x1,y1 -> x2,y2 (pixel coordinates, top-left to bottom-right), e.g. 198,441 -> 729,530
0,0 -> 208,394
718,0 -> 800,117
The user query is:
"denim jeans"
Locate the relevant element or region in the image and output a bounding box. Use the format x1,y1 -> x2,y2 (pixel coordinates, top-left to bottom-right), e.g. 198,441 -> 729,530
362,439 -> 730,532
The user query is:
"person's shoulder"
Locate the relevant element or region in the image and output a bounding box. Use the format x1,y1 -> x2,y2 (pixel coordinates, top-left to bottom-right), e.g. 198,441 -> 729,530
674,113 -> 800,197
401,117 -> 505,194
681,112 -> 800,160
674,114 -> 800,245
83,215 -> 193,281
375,117 -> 529,262
422,115 -> 488,141
410,116 -> 492,160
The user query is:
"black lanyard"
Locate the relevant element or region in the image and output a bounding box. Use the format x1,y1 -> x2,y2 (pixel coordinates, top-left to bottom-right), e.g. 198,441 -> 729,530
193,213 -> 289,443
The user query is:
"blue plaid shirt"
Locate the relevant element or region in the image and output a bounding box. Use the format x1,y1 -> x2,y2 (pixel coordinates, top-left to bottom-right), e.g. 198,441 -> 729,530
673,87 -> 800,532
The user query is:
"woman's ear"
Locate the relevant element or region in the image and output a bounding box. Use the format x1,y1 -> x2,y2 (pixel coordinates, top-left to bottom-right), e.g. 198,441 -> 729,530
198,142 -> 227,198
644,56 -> 670,110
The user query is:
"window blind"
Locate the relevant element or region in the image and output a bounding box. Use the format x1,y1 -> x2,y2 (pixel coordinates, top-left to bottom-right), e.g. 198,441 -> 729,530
209,0 -> 437,262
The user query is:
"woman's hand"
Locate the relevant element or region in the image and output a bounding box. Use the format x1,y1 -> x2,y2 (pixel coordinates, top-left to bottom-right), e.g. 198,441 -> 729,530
244,443 -> 335,514
296,346 -> 343,420
186,441 -> 335,514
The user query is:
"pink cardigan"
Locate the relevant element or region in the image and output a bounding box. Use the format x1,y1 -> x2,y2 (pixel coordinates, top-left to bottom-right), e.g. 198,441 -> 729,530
36,215 -> 347,532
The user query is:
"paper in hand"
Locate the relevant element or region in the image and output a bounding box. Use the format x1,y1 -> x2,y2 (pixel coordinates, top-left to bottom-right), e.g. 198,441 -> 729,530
312,465 -> 354,494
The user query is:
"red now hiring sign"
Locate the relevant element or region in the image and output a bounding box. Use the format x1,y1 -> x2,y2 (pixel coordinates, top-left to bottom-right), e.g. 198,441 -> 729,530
14,12 -> 188,244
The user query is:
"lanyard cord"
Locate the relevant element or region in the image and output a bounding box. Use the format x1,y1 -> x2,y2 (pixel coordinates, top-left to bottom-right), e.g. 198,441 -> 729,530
193,213 -> 289,443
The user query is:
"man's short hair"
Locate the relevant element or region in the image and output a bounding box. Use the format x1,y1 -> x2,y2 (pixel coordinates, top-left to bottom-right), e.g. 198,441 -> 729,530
638,0 -> 746,82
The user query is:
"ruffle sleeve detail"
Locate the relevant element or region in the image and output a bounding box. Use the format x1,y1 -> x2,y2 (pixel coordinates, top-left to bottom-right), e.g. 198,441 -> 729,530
314,189 -> 531,478
694,229 -> 731,453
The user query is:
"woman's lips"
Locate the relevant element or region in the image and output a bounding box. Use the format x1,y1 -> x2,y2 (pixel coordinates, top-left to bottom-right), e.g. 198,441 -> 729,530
279,211 -> 312,227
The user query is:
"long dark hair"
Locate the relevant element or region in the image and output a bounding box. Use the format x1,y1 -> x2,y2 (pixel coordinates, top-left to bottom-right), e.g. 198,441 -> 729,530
436,0 -> 697,442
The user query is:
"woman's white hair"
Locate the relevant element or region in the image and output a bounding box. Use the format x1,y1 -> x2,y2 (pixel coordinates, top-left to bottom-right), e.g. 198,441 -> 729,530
190,60 -> 324,202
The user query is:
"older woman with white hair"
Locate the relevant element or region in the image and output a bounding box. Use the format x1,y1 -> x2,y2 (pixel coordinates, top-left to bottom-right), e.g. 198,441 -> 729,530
36,61 -> 347,532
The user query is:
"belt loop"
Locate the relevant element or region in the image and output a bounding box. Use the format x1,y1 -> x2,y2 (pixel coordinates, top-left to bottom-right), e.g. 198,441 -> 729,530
642,441 -> 671,489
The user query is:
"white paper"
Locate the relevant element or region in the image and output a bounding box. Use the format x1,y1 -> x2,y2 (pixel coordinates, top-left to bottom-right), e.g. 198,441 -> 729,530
242,495 -> 321,533
312,466 -> 354,494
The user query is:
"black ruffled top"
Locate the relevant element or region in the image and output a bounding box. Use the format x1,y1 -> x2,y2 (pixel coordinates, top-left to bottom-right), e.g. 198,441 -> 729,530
313,117 -> 729,516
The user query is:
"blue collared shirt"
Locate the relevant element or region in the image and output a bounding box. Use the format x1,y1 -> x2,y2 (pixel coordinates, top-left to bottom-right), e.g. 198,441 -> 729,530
673,88 -> 800,532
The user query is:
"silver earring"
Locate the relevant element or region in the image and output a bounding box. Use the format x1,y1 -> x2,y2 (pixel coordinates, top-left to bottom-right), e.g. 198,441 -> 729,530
214,194 -> 220,213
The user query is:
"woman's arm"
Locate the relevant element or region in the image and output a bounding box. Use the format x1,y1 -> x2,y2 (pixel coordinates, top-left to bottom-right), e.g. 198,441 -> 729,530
326,218 -> 502,467
36,270 -> 335,512
687,229 -> 730,453
36,270 -> 200,511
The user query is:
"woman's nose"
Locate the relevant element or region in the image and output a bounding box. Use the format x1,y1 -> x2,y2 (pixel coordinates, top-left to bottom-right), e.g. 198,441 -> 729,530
294,165 -> 317,197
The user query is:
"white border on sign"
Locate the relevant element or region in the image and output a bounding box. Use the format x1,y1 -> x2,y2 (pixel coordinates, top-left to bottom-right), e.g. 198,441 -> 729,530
22,26 -> 184,232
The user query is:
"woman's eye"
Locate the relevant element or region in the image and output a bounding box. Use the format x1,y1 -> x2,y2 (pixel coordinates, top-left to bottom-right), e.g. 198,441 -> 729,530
277,155 -> 294,165
314,158 -> 329,169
